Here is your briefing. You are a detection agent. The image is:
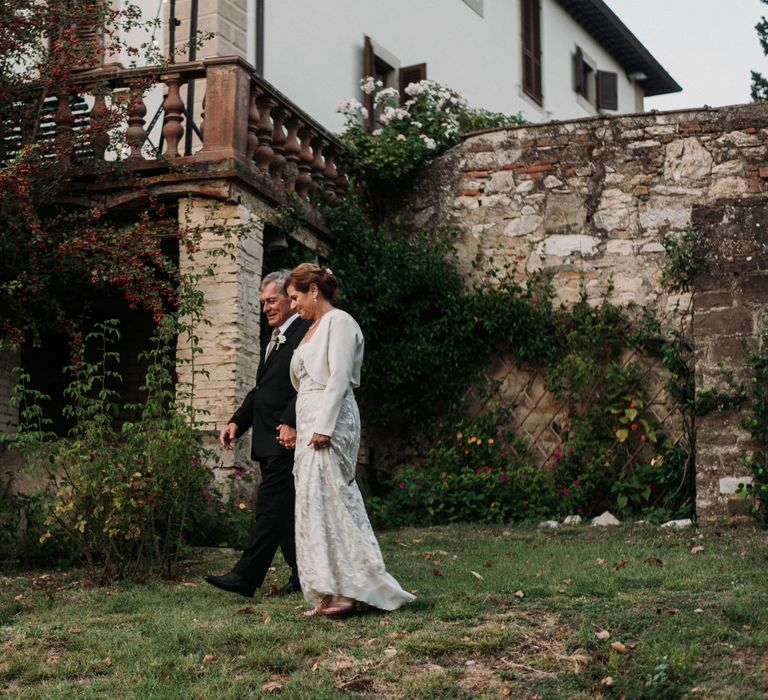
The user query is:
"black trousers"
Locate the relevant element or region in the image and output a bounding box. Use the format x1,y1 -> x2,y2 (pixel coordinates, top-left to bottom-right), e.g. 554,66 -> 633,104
232,453 -> 298,587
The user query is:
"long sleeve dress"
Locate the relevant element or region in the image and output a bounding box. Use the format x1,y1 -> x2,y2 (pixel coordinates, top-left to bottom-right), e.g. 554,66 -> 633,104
289,308 -> 415,611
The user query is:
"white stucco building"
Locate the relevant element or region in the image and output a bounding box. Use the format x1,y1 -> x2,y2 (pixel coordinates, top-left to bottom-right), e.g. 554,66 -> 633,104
129,0 -> 680,134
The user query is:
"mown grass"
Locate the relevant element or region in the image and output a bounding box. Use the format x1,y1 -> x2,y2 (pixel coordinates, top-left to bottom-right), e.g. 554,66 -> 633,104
2,523 -> 768,699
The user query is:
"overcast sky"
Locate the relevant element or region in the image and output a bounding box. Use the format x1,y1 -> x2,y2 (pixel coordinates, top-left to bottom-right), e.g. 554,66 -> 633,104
607,0 -> 767,111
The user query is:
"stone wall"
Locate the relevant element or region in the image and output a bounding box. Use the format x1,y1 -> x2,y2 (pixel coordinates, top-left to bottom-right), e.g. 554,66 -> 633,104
395,102 -> 768,522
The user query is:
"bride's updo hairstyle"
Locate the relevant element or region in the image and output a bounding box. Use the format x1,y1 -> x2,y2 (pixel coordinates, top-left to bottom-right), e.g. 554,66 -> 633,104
287,262 -> 340,302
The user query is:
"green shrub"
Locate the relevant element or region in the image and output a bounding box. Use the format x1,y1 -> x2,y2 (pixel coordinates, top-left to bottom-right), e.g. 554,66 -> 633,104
4,314 -> 245,581
368,414 -> 555,528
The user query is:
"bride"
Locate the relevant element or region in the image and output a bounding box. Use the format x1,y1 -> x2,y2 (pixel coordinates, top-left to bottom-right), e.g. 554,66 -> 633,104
283,263 -> 415,617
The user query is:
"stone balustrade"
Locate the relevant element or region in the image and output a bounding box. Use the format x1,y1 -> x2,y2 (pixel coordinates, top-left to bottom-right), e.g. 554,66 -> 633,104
44,56 -> 347,203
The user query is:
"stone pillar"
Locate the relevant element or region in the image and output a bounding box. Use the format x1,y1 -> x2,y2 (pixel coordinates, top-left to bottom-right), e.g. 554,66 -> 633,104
177,195 -> 264,472
692,200 -> 768,522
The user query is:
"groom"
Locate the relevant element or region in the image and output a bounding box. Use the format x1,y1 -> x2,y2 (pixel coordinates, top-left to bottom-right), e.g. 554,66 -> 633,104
204,270 -> 310,598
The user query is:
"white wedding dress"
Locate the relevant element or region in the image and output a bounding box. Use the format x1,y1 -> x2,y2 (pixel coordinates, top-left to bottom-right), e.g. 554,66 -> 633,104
290,310 -> 415,611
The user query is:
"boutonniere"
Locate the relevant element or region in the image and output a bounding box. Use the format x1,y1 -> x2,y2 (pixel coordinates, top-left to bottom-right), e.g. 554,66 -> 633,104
275,332 -> 287,348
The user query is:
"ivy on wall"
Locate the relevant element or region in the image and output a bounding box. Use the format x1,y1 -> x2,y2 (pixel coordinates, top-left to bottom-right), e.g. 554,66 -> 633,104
268,79 -> 703,522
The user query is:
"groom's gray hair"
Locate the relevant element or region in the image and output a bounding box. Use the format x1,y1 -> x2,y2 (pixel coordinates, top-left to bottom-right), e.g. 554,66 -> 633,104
260,269 -> 291,296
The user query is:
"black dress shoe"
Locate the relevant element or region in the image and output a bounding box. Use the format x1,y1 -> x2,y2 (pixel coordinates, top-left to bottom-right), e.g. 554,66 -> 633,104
265,578 -> 302,596
202,572 -> 256,598
280,578 -> 302,595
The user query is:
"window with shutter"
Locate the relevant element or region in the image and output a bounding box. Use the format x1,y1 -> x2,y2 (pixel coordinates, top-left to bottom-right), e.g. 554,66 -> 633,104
521,0 -> 542,105
596,70 -> 618,111
399,63 -> 427,103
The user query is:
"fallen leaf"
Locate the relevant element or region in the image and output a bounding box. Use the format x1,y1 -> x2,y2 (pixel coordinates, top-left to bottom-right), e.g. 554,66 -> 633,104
311,661 -> 319,672
263,613 -> 272,624
14,594 -> 23,601
203,654 -> 216,664
612,559 -> 629,570
595,630 -> 611,641
103,657 -> 112,667
601,676 -> 615,686
563,578 -> 572,585
462,636 -> 471,641
68,627 -> 82,634
395,539 -> 409,547
502,687 -> 512,696
179,582 -> 197,588
422,552 -> 432,561
384,647 -> 398,656
484,559 -> 493,568
514,590 -> 525,598
412,538 -> 422,543
267,584 -> 279,595
237,607 -> 258,615
610,641 -> 627,654
432,567 -> 442,577
470,570 -> 484,581
596,558 -> 607,566
261,681 -> 282,693
506,551 -> 517,559
644,556 -> 663,566
690,546 -> 705,555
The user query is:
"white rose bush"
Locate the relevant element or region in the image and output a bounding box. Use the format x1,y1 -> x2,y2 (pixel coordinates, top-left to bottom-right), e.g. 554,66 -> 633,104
337,77 -> 523,191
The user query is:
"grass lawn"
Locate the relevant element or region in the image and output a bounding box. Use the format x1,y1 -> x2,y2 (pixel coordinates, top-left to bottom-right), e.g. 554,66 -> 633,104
2,522 -> 767,699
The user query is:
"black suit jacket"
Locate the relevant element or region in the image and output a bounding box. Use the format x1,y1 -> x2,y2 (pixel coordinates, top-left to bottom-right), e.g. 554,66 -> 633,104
230,316 -> 311,460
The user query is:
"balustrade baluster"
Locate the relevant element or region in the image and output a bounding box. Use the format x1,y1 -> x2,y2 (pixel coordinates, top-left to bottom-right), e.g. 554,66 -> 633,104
323,143 -> 339,203
283,112 -> 301,188
125,83 -> 148,160
309,136 -> 327,196
334,161 -> 349,201
254,93 -> 275,170
294,126 -> 314,198
54,93 -> 74,164
89,89 -> 110,159
246,89 -> 259,161
270,106 -> 287,180
162,74 -> 185,158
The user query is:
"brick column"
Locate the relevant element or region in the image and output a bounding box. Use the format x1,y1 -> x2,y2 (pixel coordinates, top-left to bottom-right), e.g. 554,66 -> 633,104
177,195 -> 264,471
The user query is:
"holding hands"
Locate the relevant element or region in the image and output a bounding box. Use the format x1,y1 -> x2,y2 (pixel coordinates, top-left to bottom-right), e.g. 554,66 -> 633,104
308,432 -> 331,450
277,423 -> 297,450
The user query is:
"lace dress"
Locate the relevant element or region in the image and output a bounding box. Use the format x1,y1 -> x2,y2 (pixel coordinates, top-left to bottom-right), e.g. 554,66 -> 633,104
290,318 -> 415,611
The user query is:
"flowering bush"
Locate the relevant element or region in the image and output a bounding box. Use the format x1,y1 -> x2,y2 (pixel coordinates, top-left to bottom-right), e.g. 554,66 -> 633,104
337,77 -> 523,191
368,415 -> 555,528
185,463 -> 258,549
0,2 -> 205,346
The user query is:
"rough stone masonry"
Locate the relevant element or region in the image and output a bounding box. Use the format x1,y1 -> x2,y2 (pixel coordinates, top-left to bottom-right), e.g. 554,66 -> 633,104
395,101 -> 768,522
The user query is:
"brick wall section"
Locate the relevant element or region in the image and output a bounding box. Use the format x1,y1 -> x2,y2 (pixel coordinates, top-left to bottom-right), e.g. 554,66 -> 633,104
169,0 -> 248,60
394,102 -> 768,522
